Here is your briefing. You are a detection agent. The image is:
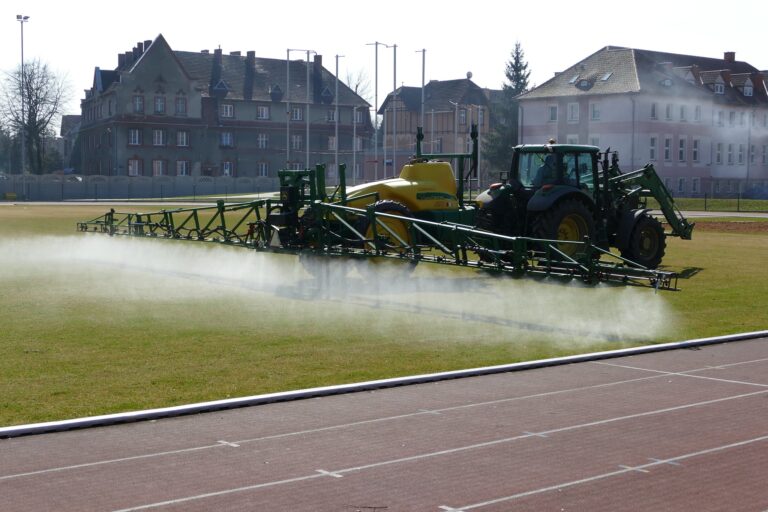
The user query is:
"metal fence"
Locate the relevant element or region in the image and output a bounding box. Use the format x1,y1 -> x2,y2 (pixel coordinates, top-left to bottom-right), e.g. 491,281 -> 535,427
0,174 -> 280,202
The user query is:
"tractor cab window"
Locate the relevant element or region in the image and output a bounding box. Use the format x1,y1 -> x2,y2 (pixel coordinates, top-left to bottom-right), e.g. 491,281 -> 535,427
564,152 -> 596,193
518,152 -> 562,188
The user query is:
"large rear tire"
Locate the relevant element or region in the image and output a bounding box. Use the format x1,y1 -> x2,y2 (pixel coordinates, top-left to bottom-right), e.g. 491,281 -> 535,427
531,199 -> 596,258
621,214 -> 666,269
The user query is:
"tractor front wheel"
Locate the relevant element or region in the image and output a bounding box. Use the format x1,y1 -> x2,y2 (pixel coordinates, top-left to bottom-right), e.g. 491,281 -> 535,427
532,199 -> 596,258
621,214 -> 666,269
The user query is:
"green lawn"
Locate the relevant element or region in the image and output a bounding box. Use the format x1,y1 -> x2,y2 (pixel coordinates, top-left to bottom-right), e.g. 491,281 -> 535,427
0,203 -> 766,426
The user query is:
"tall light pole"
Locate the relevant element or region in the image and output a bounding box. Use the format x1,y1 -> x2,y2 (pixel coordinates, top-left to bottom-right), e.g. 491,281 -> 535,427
305,50 -> 316,169
386,44 -> 397,175
335,54 -> 344,175
366,42 -> 388,181
415,49 -> 426,130
16,14 -> 29,175
287,48 -> 314,169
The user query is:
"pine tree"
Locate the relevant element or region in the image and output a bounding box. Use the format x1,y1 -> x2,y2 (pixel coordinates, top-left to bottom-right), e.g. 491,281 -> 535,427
484,42 -> 530,173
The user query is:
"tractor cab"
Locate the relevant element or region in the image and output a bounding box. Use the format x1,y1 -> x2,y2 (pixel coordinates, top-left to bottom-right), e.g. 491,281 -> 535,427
513,144 -> 600,198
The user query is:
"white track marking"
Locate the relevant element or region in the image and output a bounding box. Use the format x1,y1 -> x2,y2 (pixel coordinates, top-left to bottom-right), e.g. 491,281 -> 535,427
315,469 -> 344,478
617,465 -> 650,473
106,390 -> 768,511
216,440 -> 240,448
594,360 -> 768,388
439,434 -> 768,511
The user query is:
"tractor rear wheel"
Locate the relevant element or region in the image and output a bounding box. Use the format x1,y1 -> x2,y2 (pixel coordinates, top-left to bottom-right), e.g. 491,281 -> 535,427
621,214 -> 666,269
532,199 -> 596,258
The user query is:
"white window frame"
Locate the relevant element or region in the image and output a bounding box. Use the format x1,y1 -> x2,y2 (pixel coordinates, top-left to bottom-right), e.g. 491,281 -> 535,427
152,129 -> 166,147
328,135 -> 337,150
716,143 -> 723,164
133,95 -> 144,113
257,162 -> 268,177
154,95 -> 166,114
567,103 -> 579,122
677,178 -> 685,194
354,109 -> 364,124
694,105 -> 701,122
220,103 -> 234,118
354,136 -> 363,151
152,159 -> 166,176
692,177 -> 700,194
220,131 -> 234,148
222,161 -> 234,177
175,96 -> 187,115
590,103 -> 600,121
291,107 -> 303,121
664,137 -> 671,161
257,133 -> 268,149
678,138 -> 686,162
256,105 -> 270,120
176,130 -> 189,147
649,137 -> 657,161
548,105 -> 557,122
714,83 -> 725,94
291,134 -> 303,150
128,159 -> 141,176
176,160 -> 190,176
679,105 -> 687,122
665,104 -> 673,120
738,144 -> 745,165
692,139 -> 700,162
128,128 -> 141,146
727,143 -> 734,165
650,103 -> 657,120
459,108 -> 467,125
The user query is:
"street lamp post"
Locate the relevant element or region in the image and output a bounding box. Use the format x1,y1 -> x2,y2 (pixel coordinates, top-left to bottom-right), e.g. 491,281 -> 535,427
287,48 -> 315,169
16,14 -> 29,175
335,54 -> 344,175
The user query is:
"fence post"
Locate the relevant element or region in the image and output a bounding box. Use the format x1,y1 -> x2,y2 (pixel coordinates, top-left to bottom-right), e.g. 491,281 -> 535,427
704,193 -> 707,211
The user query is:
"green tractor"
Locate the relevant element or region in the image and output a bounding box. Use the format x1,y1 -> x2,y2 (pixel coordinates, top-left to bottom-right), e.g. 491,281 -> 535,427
475,142 -> 694,269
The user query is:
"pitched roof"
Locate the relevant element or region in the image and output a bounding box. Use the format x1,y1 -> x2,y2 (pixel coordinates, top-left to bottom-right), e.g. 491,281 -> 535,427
378,78 -> 492,114
518,46 -> 762,104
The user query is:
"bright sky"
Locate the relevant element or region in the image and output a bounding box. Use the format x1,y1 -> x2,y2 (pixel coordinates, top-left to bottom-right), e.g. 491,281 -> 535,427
2,0 -> 766,119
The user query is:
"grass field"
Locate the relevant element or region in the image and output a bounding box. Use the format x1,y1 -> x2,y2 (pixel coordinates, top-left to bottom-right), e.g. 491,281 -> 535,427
1,203 -> 766,426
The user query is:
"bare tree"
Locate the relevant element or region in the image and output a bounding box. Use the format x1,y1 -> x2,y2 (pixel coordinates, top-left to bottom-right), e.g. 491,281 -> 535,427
0,59 -> 71,174
345,69 -> 372,105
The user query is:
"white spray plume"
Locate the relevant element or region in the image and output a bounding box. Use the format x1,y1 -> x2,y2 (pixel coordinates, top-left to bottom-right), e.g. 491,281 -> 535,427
1,235 -> 673,345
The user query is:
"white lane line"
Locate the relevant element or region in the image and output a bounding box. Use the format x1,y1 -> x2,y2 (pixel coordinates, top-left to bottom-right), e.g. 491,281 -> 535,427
0,374 -> 665,481
593,361 -> 768,388
217,440 -> 240,448
439,434 -> 768,511
617,465 -> 650,473
522,431 -> 548,438
315,469 -> 344,478
107,390 -> 768,511
648,457 -> 682,466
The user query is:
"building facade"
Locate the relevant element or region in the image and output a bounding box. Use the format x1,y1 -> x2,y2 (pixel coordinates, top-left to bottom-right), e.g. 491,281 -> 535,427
518,47 -> 768,197
378,78 -> 495,185
77,35 -> 373,184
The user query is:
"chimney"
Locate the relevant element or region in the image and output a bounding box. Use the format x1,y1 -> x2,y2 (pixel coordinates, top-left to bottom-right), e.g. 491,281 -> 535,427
244,51 -> 255,101
724,51 -> 736,63
209,48 -> 223,96
137,42 -> 144,54
144,40 -> 152,52
132,46 -> 139,61
125,51 -> 134,66
230,51 -> 241,57
118,53 -> 126,69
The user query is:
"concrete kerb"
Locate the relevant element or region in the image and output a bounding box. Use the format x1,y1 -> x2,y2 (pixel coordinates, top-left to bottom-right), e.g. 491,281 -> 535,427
2,330 -> 767,439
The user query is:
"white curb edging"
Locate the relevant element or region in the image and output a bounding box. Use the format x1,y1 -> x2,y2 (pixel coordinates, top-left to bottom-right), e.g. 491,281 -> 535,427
2,330 -> 766,439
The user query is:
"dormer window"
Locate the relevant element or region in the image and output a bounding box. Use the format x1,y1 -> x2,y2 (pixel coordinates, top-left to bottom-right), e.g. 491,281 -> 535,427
714,83 -> 725,94
568,74 -> 580,84
744,85 -> 753,97
576,79 -> 593,91
660,78 -> 673,87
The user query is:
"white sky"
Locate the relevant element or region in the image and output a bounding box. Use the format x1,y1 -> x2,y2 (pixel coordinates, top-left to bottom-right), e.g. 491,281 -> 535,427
2,0 -> 766,118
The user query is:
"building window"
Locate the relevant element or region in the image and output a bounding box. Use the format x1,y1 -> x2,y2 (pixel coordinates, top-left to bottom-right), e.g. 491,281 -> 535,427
433,138 -> 442,153
220,131 -> 234,147
567,103 -> 579,122
566,134 -> 578,144
128,128 -> 142,146
727,143 -> 734,165
152,159 -> 166,176
291,107 -> 303,121
678,138 -> 686,162
154,96 -> 166,114
291,134 -> 303,150
354,136 -> 363,151
692,139 -> 700,162
650,103 -> 657,120
290,162 -> 303,170
664,137 -> 671,161
175,95 -> 187,115
548,105 -> 557,122
127,159 -> 142,176
220,104 -> 234,118
714,83 -> 725,94
717,111 -> 724,126
692,178 -> 700,194
763,145 -> 768,164
153,129 -> 166,147
744,85 -> 753,96
176,130 -> 189,147
459,108 -> 467,125
354,163 -> 362,179
257,133 -> 268,149
677,178 -> 685,194
665,104 -> 673,120
738,144 -> 745,164
257,162 -> 268,177
132,95 -> 144,113
729,111 -> 736,126
716,143 -> 723,164
715,181 -> 721,193
257,106 -> 270,120
478,108 -> 485,126
649,137 -> 657,160
355,109 -> 365,124
328,135 -> 337,150
679,105 -> 687,122
694,105 -> 701,122
176,160 -> 190,176
222,161 -> 234,177
327,109 -> 336,122
590,103 -> 600,120
740,112 -> 746,126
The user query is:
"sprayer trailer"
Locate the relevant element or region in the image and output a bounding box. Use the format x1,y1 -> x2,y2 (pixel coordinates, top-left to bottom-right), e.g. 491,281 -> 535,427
78,126 -> 692,290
